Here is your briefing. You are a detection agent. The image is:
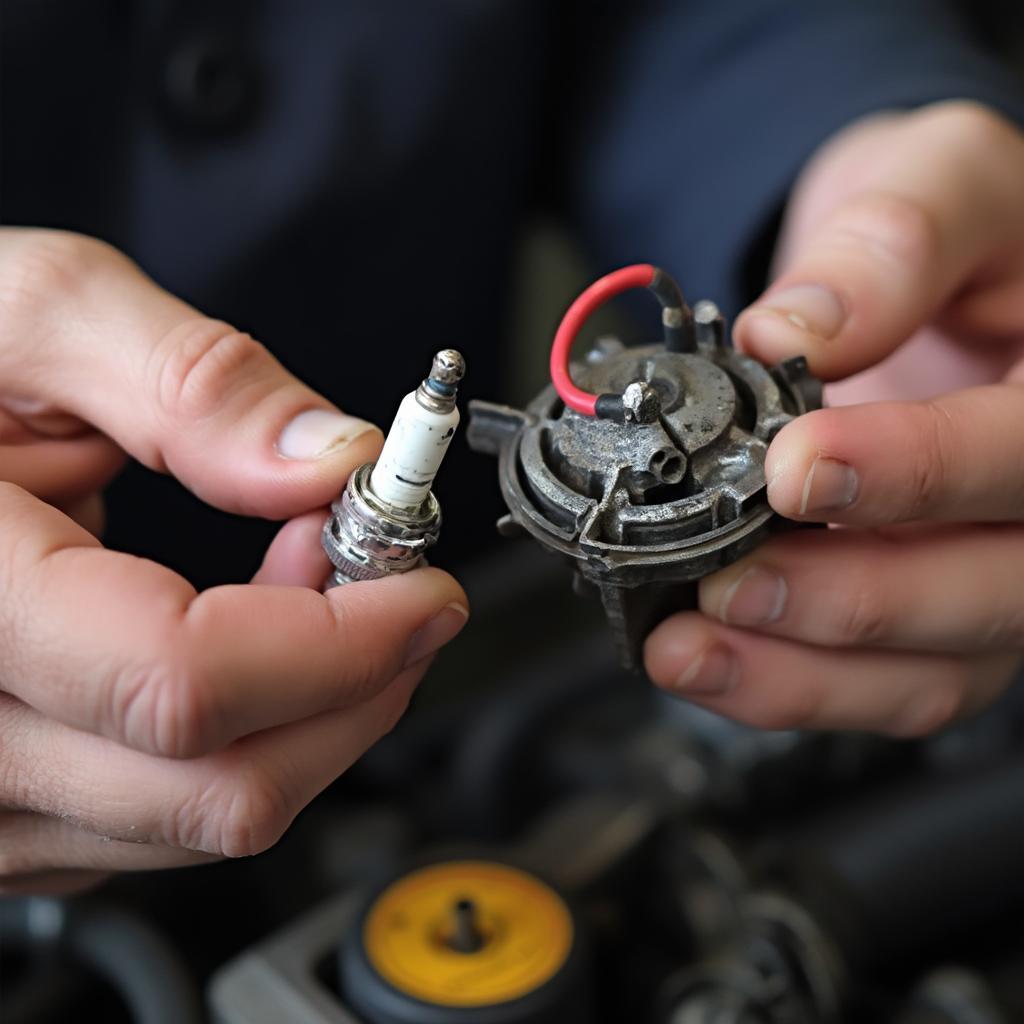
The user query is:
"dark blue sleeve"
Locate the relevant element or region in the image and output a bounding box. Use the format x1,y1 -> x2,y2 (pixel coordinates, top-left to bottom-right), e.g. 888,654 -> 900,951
570,0 -> 1024,318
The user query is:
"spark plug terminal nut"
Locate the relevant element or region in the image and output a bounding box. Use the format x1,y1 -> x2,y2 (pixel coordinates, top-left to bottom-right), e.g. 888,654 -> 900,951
322,351 -> 465,589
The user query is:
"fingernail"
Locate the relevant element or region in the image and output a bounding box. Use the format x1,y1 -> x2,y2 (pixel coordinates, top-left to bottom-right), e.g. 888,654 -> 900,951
672,647 -> 738,697
404,603 -> 469,667
799,457 -> 859,515
760,284 -> 846,339
719,567 -> 787,626
277,409 -> 376,460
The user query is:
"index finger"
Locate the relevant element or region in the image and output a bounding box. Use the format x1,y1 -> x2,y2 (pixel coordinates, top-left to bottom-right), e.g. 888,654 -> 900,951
764,383 -> 1024,524
0,483 -> 468,758
735,104 -> 1024,380
0,229 -> 382,520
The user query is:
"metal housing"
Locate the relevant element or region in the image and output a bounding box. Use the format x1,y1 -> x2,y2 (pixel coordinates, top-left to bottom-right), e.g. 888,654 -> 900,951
468,306 -> 822,669
322,463 -> 441,588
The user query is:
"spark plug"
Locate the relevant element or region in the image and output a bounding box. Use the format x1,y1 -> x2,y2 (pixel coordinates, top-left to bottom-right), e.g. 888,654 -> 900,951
322,350 -> 465,588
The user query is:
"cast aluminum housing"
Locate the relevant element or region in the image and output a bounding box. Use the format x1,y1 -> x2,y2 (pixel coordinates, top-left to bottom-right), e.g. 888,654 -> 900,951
467,302 -> 821,670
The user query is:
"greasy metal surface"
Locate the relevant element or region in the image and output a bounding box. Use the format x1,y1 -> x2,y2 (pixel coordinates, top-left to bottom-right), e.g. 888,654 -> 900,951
663,892 -> 843,1024
208,799 -> 626,1024
321,463 -> 441,588
468,303 -> 821,669
209,890 -> 366,1024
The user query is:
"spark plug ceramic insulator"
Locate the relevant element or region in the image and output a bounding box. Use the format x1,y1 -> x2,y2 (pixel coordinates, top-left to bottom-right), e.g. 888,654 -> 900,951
322,350 -> 465,589
370,350 -> 463,510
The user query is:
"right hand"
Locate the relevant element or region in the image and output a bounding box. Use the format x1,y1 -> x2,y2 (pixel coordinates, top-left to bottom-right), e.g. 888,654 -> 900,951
0,229 -> 469,895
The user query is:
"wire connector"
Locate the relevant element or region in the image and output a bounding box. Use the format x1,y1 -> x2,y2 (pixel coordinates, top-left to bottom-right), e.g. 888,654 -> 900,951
548,264 -> 695,419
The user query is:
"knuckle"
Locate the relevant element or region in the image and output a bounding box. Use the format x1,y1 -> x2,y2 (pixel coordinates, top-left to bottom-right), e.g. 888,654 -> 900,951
904,401 -> 955,518
832,573 -> 889,645
376,688 -> 414,739
153,318 -> 270,424
0,697 -> 42,807
749,684 -> 824,732
930,101 -> 1019,151
831,191 -> 939,275
325,597 -> 400,705
981,595 -> 1024,649
0,232 -> 119,327
214,768 -> 294,859
886,682 -> 963,739
0,480 -> 27,503
0,483 -> 36,574
111,656 -> 215,759
0,753 -> 31,810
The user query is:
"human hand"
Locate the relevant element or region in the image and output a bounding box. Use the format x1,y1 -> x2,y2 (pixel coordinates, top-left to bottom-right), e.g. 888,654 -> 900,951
645,101 -> 1024,735
0,229 -> 468,894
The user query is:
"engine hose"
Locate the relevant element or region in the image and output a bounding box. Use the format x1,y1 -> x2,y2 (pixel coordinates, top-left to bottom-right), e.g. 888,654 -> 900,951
0,897 -> 205,1024
764,752 -> 1024,973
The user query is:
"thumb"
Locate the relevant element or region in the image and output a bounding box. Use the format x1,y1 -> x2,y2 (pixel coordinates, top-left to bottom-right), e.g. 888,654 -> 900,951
0,229 -> 381,518
734,103 -> 1024,381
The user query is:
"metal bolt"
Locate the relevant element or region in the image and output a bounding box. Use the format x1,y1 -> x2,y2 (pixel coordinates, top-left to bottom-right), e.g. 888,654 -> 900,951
448,897 -> 486,954
622,381 -> 661,424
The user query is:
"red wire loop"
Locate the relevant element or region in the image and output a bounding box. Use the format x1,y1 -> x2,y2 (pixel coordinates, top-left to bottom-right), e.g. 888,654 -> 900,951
549,264 -> 656,416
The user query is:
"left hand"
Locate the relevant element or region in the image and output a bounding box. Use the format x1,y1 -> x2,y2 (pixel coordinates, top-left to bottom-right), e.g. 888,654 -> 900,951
645,100 -> 1024,736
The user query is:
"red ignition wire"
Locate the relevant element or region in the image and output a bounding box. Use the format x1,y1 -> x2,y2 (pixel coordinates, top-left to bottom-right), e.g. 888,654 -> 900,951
549,264 -> 657,417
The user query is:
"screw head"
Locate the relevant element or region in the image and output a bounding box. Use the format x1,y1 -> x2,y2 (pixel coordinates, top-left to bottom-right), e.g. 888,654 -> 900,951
622,381 -> 661,424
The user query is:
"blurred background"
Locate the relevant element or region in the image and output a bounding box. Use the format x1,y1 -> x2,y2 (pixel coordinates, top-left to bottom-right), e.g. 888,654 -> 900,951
3,3 -> 1024,1023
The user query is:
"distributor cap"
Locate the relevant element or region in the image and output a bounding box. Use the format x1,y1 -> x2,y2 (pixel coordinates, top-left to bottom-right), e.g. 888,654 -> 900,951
468,268 -> 821,670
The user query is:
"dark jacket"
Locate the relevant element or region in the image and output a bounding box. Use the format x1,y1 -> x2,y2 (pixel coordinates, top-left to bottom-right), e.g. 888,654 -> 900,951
3,1 -> 1022,585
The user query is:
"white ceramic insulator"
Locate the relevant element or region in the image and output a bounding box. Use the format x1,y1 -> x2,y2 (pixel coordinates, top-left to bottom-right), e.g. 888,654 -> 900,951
369,391 -> 460,510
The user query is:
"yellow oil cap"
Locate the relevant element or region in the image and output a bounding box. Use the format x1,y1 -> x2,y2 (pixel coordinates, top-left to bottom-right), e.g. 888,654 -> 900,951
361,860 -> 574,1009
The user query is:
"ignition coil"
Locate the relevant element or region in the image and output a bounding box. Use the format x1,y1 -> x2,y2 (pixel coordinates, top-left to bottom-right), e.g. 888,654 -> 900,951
322,350 -> 465,588
468,265 -> 821,670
